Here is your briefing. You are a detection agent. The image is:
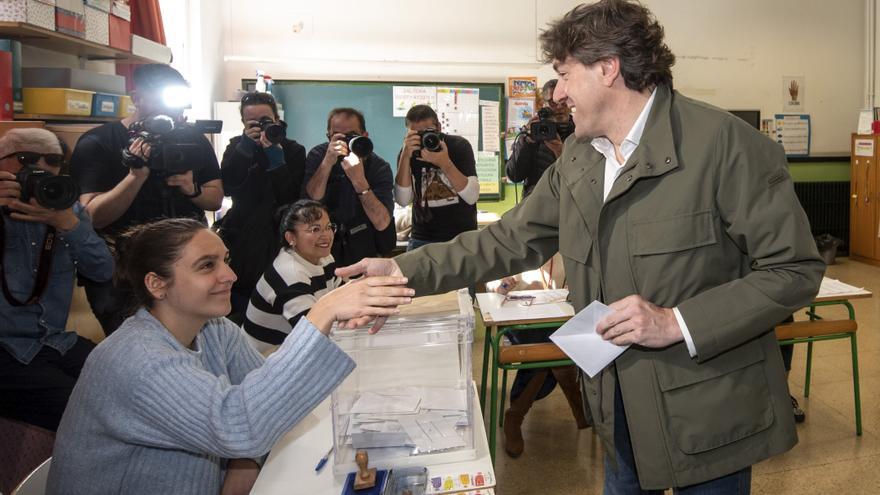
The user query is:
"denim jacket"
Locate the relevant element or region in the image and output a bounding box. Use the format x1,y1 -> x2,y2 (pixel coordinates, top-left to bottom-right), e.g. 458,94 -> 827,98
0,203 -> 113,364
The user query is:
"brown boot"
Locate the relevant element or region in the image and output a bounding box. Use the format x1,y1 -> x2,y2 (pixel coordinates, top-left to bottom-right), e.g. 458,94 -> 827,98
503,369 -> 549,458
552,365 -> 591,429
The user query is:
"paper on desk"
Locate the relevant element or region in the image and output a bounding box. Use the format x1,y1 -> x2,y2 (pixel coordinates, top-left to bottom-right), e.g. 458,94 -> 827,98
818,277 -> 869,298
550,301 -> 629,378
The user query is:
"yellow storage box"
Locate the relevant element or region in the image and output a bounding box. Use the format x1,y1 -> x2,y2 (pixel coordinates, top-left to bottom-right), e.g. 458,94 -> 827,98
22,88 -> 94,116
117,94 -> 135,117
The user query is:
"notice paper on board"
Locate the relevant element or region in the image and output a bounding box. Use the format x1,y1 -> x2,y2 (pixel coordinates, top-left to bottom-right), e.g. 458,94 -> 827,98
550,301 -> 630,378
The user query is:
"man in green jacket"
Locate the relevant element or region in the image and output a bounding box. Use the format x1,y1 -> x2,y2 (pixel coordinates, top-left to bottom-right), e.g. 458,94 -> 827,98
339,1 -> 824,492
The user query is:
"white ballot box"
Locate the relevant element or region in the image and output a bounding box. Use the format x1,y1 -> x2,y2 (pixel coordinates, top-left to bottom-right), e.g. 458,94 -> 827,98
330,289 -> 476,476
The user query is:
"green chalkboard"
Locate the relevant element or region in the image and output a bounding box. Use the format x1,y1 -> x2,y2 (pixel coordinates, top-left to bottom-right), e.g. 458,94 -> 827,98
243,80 -> 505,199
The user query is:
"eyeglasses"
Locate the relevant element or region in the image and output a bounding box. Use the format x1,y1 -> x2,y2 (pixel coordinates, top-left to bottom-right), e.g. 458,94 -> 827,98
241,92 -> 276,106
1,152 -> 65,167
297,223 -> 337,235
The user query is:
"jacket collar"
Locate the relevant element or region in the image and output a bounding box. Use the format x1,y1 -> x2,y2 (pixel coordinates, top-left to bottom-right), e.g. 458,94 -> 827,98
604,84 -> 681,202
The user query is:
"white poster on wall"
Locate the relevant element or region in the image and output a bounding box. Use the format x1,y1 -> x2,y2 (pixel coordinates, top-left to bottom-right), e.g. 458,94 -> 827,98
392,86 -> 437,117
480,101 -> 500,153
782,76 -> 806,112
774,114 -> 811,156
436,87 -> 480,154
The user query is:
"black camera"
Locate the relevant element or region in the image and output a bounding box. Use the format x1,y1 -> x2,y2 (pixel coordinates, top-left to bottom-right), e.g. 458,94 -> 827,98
16,168 -> 79,210
411,128 -> 446,160
254,117 -> 287,145
123,115 -> 223,176
528,108 -> 573,142
343,133 -> 373,158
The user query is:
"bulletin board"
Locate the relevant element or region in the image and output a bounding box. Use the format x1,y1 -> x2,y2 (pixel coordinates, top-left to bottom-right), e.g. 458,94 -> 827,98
243,80 -> 506,200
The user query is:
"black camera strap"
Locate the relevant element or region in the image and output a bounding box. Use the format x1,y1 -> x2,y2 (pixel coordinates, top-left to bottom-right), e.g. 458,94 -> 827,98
0,216 -> 57,306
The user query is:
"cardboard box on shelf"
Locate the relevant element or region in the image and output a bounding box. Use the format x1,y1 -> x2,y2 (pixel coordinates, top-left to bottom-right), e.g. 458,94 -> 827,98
22,67 -> 125,94
90,92 -> 118,117
131,35 -> 171,64
22,87 -> 93,116
84,4 -> 108,44
0,0 -> 56,30
55,0 -> 85,38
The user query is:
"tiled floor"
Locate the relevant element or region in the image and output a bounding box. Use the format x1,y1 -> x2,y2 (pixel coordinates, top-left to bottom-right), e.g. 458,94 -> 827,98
65,258 -> 880,494
479,258 -> 880,494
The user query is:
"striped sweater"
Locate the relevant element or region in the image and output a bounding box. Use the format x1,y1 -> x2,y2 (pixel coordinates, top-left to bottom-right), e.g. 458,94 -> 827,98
243,249 -> 343,353
47,308 -> 354,495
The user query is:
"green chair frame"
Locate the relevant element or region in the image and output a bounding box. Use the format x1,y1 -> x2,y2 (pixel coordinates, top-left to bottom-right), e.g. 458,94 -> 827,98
777,301 -> 861,435
479,321 -> 572,463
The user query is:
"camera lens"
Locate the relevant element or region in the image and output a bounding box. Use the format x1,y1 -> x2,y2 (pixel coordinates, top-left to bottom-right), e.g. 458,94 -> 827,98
259,117 -> 286,145
421,132 -> 442,152
32,174 -> 79,210
347,135 -> 373,157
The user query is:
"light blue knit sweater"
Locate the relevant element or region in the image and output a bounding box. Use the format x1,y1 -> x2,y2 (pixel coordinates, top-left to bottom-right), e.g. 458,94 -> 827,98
47,308 -> 354,494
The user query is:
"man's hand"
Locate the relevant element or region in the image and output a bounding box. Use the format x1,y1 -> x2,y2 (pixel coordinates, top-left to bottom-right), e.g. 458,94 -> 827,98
0,171 -> 22,207
336,258 -> 404,279
595,294 -> 683,348
335,258 -> 406,333
323,133 -> 349,165
494,276 -> 518,295
220,459 -> 260,495
7,199 -> 79,231
308,275 -> 413,334
341,155 -> 370,193
418,141 -> 454,171
166,170 -> 197,196
402,129 -> 421,159
545,136 -> 564,158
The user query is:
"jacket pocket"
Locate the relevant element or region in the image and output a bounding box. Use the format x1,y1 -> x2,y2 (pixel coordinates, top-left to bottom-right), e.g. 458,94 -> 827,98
559,219 -> 591,264
630,209 -> 717,256
654,339 -> 775,454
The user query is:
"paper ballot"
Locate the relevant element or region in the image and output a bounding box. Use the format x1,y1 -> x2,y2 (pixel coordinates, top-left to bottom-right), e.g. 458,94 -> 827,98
550,301 -> 629,377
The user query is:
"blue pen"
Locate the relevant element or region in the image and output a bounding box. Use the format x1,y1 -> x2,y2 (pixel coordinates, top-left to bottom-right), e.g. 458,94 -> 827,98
314,445 -> 334,472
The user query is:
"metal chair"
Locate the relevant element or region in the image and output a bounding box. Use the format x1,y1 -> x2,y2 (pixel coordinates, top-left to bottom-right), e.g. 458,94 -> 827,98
776,301 -> 861,435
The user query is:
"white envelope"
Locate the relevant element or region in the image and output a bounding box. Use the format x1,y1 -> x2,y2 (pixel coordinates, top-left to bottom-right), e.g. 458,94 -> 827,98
550,301 -> 629,378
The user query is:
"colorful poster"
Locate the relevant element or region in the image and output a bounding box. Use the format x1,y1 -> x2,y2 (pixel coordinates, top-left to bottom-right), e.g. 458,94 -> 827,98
393,86 -> 437,117
505,97 -> 535,157
508,77 -> 538,98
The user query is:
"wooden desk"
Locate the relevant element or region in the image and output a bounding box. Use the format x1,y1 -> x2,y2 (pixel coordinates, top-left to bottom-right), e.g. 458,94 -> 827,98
251,382 -> 496,495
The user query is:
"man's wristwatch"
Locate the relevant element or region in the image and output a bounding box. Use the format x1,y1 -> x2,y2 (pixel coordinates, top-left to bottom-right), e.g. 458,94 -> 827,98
357,187 -> 371,196
184,182 -> 202,198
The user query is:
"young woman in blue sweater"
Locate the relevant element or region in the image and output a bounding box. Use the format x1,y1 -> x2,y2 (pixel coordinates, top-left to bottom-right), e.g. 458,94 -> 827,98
47,218 -> 412,495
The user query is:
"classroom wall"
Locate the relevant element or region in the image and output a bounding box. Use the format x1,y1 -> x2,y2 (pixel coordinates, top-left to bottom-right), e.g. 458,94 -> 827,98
215,0 -> 864,155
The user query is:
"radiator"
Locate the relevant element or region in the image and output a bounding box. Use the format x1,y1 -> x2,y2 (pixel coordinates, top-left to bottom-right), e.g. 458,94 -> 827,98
793,181 -> 850,256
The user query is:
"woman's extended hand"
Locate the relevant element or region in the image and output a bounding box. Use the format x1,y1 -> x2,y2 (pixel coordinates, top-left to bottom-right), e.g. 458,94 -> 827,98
307,276 -> 414,334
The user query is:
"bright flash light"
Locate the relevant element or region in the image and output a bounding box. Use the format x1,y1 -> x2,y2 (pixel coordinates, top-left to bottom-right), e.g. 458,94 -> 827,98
161,85 -> 191,109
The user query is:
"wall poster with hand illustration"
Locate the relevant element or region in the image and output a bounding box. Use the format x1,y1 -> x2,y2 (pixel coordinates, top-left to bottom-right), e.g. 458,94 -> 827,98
783,76 -> 806,112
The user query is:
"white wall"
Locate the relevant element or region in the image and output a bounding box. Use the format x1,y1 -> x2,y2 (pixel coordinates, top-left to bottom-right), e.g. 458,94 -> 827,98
213,0 -> 864,154
160,0 -> 225,120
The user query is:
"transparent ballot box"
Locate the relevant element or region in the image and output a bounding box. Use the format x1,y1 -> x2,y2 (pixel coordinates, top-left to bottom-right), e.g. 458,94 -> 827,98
330,290 -> 475,475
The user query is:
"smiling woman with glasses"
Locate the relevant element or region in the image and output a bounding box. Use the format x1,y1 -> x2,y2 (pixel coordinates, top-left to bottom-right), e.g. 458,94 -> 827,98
242,199 -> 346,353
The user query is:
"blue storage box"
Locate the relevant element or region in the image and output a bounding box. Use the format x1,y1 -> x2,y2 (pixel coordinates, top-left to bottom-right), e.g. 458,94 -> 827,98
91,92 -> 119,117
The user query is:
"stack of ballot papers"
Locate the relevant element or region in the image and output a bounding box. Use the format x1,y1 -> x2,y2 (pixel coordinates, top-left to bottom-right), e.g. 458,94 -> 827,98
342,387 -> 470,454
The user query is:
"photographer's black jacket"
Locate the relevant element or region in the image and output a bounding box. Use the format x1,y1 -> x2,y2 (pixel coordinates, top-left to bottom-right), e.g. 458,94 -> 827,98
217,135 -> 306,305
70,121 -> 221,238
303,143 -> 396,267
505,133 -> 559,199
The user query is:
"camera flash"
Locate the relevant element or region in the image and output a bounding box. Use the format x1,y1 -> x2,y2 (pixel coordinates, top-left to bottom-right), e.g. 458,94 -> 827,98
162,85 -> 192,109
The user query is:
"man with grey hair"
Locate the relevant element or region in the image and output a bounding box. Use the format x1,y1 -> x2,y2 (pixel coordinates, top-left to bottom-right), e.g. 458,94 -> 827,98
339,1 -> 824,493
0,128 -> 113,431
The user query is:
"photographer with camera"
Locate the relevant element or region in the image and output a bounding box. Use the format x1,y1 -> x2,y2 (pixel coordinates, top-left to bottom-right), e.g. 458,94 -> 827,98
303,107 -> 395,267
70,64 -> 223,335
0,128 -> 113,431
217,92 -> 306,320
505,79 -> 574,198
394,104 -> 478,251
